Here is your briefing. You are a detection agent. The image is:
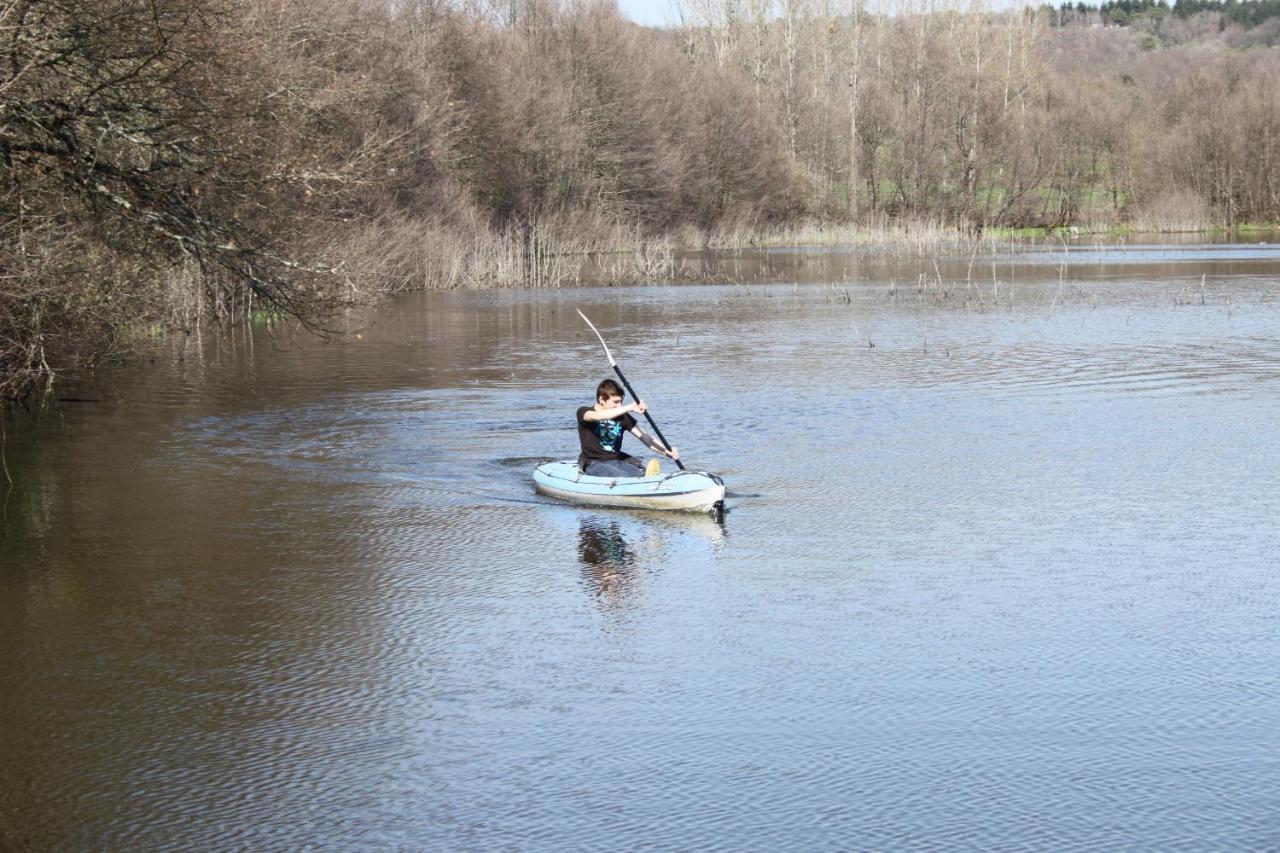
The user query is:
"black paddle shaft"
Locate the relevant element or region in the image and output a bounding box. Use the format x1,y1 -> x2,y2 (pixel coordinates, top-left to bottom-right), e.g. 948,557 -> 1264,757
613,365 -> 686,471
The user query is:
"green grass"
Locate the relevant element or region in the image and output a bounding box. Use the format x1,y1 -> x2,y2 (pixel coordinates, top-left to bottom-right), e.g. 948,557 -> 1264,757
983,226 -> 1053,238
251,308 -> 287,325
983,224 -> 1124,239
120,320 -> 169,344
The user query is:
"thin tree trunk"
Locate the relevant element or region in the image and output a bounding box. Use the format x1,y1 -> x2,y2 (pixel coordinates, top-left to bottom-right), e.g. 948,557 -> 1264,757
847,8 -> 861,215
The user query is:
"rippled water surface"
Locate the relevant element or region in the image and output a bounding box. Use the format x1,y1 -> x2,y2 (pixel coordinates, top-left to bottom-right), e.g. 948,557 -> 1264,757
3,242 -> 1280,849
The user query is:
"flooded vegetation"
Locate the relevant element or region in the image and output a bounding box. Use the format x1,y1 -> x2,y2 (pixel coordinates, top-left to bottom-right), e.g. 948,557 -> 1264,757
3,242 -> 1280,847
4,0 -> 1280,400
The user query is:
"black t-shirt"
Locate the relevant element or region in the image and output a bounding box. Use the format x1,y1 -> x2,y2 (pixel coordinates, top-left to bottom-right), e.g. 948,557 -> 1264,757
577,406 -> 637,469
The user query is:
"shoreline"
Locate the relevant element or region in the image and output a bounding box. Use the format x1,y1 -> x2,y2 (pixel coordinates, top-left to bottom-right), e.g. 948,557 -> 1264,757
3,226 -> 1277,408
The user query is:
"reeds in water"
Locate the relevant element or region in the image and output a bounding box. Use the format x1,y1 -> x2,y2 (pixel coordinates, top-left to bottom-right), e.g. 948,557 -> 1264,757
438,222 -> 584,289
1128,190 -> 1216,234
341,214 -> 1039,294
705,217 -> 1000,256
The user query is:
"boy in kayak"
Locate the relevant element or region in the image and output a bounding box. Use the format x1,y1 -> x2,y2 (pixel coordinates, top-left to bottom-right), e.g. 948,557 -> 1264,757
578,379 -> 680,477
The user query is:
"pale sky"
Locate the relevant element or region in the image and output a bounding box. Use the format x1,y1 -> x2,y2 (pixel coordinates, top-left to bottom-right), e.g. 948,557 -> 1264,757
617,0 -> 683,27
618,0 -> 1034,25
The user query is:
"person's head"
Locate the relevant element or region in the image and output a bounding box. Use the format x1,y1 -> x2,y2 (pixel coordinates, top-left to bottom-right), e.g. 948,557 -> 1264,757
595,378 -> 624,406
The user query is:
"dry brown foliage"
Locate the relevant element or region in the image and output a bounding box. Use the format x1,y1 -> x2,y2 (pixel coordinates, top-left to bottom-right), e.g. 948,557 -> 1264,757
2,0 -> 1278,401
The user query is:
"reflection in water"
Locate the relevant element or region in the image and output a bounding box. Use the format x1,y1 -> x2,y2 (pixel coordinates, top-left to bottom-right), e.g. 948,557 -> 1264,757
575,511 -> 728,609
577,516 -> 638,608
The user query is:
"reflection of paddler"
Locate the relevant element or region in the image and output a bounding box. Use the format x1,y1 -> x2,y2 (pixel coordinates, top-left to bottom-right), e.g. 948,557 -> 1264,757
572,510 -> 726,606
578,517 -> 635,605
578,518 -> 631,567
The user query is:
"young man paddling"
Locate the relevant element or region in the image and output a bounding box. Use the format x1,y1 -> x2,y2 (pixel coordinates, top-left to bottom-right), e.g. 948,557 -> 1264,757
578,379 -> 680,477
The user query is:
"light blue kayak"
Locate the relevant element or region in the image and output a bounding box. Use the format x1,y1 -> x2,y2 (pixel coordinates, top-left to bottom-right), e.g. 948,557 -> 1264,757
533,460 -> 726,514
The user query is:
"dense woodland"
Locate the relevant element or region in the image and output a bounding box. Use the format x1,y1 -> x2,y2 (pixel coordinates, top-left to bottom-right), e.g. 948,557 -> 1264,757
1,0 -> 1278,400
1047,0 -> 1280,28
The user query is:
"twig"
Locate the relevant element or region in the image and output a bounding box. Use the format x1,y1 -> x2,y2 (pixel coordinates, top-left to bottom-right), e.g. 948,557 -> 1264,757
0,412 -> 11,486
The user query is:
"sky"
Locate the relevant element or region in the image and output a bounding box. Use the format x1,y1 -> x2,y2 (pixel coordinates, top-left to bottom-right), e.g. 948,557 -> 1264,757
617,0 -> 683,26
617,0 -> 1038,25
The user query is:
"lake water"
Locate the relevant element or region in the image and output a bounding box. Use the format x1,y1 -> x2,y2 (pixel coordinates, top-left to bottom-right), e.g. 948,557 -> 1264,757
3,241 -> 1280,849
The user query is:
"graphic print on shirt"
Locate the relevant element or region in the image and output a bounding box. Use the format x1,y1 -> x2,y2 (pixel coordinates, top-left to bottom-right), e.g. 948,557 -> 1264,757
594,418 -> 624,453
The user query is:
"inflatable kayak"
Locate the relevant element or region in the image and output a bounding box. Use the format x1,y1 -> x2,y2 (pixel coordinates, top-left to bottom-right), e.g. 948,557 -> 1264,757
533,461 -> 726,515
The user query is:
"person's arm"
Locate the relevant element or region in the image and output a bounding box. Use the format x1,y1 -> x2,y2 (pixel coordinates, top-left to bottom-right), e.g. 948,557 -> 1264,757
582,401 -> 646,422
630,425 -> 679,460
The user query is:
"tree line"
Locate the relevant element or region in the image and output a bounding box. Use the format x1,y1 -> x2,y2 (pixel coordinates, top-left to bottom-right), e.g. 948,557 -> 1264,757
1044,0 -> 1280,28
2,0 -> 1278,401
678,0 -> 1278,225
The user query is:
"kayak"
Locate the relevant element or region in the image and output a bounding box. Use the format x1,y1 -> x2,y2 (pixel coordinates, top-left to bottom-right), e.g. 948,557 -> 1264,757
533,461 -> 725,514
533,460 -> 726,514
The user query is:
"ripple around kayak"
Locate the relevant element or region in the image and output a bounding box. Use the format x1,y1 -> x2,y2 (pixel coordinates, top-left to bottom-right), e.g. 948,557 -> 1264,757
532,460 -> 726,514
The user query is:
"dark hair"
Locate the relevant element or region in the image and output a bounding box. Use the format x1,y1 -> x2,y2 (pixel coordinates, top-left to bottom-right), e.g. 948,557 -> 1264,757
595,378 -> 624,401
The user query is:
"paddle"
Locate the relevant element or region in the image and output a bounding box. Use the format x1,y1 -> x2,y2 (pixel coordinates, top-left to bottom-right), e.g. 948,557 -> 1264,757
576,308 -> 686,471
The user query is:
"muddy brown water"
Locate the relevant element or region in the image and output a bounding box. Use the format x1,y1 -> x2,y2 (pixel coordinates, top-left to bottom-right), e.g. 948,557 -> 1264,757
3,240 -> 1280,849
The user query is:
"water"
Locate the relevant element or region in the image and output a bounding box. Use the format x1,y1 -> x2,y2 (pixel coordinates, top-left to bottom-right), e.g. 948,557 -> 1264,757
3,242 -> 1280,849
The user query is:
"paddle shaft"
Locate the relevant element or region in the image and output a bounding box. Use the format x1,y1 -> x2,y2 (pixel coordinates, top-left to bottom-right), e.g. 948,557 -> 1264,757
611,364 -> 686,471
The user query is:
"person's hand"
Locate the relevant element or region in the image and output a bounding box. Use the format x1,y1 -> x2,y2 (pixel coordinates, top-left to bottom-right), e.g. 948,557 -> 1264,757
666,447 -> 679,461
630,400 -> 647,415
